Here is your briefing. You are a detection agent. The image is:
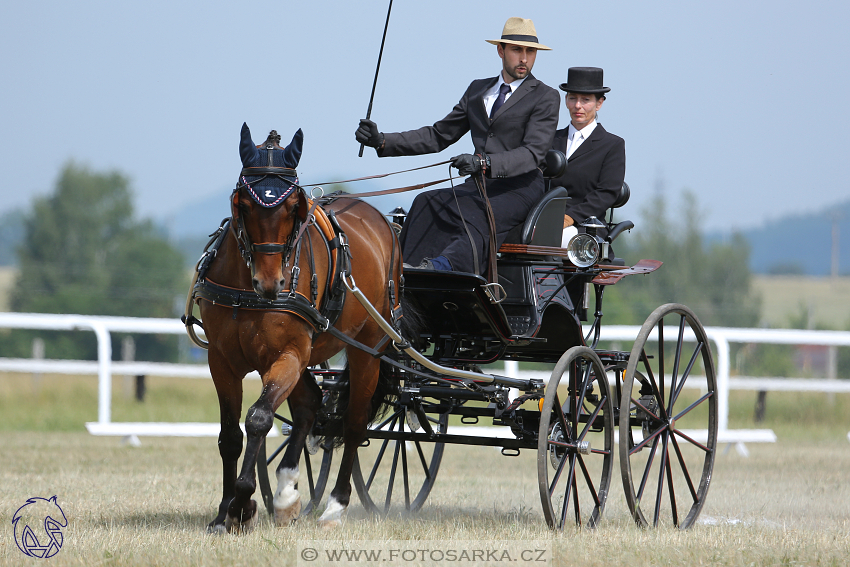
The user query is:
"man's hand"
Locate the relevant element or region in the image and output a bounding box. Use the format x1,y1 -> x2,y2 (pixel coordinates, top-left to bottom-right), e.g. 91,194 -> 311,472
563,214 -> 575,229
450,154 -> 483,177
355,119 -> 384,148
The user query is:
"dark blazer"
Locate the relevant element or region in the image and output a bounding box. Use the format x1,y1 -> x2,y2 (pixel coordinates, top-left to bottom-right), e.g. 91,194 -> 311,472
379,73 -> 560,178
549,123 -> 626,224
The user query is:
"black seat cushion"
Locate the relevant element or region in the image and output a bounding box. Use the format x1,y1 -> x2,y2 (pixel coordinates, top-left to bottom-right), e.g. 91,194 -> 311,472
503,187 -> 568,246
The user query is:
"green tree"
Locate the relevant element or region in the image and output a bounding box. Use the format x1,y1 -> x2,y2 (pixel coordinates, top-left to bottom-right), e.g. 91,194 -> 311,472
5,162 -> 186,360
604,190 -> 761,328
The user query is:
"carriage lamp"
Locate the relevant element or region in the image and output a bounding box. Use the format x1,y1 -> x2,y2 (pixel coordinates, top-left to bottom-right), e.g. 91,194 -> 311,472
580,216 -> 610,261
387,206 -> 408,227
566,233 -> 600,268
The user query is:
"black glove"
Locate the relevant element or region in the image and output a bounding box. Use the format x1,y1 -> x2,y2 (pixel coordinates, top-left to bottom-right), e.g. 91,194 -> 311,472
450,153 -> 487,177
355,119 -> 384,148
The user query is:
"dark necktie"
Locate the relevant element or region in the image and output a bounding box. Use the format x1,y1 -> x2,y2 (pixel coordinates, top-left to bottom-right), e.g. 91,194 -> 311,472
490,83 -> 512,119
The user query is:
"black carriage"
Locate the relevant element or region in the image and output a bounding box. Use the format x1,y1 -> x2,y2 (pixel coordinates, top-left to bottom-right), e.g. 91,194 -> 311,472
255,150 -> 718,530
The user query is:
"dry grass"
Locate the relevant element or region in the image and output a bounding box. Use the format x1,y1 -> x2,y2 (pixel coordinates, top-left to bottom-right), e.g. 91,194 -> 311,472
753,275 -> 850,328
1,430 -> 849,566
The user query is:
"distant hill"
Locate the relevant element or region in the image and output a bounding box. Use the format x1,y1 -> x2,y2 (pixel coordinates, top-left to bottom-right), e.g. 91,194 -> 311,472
3,189 -> 849,275
709,198 -> 850,276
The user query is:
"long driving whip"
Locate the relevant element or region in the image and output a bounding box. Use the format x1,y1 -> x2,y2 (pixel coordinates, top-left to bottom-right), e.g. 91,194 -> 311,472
358,0 -> 394,157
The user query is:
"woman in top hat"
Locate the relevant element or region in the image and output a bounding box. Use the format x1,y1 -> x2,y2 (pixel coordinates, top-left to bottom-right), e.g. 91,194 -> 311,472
548,67 -> 626,243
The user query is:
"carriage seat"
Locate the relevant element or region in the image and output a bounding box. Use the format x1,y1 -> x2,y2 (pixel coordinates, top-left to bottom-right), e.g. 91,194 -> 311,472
501,150 -> 568,247
501,156 -> 633,252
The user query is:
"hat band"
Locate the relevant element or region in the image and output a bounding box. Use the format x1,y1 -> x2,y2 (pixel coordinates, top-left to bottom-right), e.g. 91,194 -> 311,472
501,34 -> 539,43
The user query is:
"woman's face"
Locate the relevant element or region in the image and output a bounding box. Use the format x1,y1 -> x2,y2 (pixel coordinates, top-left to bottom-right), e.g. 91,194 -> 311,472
566,92 -> 604,130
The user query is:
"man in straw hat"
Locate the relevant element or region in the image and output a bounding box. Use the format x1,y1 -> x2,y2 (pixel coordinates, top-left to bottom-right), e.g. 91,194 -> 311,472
355,17 -> 559,275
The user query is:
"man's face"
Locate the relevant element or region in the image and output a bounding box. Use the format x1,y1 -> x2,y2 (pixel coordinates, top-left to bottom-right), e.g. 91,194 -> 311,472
566,93 -> 604,129
498,43 -> 537,82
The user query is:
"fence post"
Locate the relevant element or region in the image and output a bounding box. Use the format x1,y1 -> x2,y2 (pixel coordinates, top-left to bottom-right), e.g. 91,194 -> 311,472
32,337 -> 44,394
827,345 -> 837,406
122,336 -> 135,400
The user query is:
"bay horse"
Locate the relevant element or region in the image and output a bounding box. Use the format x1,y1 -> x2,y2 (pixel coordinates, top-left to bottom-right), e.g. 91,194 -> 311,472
193,123 -> 401,532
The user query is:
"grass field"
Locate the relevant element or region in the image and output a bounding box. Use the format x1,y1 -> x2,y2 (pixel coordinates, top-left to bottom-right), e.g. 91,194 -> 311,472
1,372 -> 850,566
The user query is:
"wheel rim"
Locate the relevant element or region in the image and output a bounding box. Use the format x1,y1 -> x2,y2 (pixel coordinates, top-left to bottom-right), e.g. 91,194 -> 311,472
352,400 -> 447,515
538,346 -> 614,530
619,303 -> 718,529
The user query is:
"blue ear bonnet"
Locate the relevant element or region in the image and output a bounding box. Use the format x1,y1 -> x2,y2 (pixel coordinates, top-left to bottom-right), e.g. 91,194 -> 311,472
239,123 -> 304,207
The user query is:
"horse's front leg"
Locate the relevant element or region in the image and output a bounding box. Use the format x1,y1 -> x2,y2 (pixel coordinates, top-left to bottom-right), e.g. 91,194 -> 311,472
272,370 -> 322,526
226,358 -> 300,533
207,350 -> 244,534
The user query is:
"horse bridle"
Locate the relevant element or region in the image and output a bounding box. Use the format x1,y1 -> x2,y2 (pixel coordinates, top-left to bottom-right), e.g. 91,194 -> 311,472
231,144 -> 303,271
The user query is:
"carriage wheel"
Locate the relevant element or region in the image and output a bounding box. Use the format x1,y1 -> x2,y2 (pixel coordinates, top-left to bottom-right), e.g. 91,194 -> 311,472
258,367 -> 334,518
619,303 -> 718,529
352,400 -> 448,515
538,346 -> 614,530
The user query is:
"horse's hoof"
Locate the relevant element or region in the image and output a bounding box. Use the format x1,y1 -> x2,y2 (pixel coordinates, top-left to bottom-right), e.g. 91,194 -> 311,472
317,496 -> 347,529
225,500 -> 259,534
207,523 -> 227,536
274,498 -> 302,526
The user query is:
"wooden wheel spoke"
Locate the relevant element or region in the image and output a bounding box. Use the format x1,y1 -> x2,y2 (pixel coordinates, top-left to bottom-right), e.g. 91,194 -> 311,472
273,412 -> 293,426
374,409 -> 404,432
658,320 -> 665,405
559,454 -> 578,529
548,440 -> 569,497
576,454 -> 601,508
629,420 -> 666,455
640,350 -> 669,421
672,391 -> 714,423
665,438 -> 678,527
572,472 -> 582,526
303,446 -> 316,499
366,419 -> 396,490
637,436 -> 660,501
266,437 -> 289,466
672,428 -> 712,453
578,395 -> 606,442
670,434 -> 699,501
401,435 -> 411,509
630,396 -> 662,422
384,431 -> 402,513
653,433 -> 669,527
669,316 -> 686,409
414,441 -> 432,480
671,342 -> 704,409
554,392 -> 575,439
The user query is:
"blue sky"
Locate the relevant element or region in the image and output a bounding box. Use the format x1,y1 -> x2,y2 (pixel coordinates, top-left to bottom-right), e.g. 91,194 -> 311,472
2,0 -> 848,234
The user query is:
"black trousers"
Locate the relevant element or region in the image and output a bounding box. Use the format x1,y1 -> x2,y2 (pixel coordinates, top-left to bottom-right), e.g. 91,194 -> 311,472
398,170 -> 544,274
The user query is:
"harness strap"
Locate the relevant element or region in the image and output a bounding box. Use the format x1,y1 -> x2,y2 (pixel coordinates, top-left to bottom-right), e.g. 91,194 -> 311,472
302,160 -> 451,186
194,277 -> 329,332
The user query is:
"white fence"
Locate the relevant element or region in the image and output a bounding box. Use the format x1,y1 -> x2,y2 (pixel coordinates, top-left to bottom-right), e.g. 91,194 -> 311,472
1,312 -> 849,443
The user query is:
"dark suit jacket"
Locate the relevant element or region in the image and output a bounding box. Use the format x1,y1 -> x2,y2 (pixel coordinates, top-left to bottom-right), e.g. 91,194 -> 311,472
379,74 -> 560,178
549,123 -> 626,224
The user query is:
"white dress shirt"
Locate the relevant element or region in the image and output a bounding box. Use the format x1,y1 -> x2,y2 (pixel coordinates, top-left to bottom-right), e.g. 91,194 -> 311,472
483,73 -> 527,117
566,119 -> 598,159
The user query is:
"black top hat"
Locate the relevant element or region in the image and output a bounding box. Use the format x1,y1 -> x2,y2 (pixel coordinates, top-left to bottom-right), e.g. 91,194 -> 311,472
559,67 -> 610,94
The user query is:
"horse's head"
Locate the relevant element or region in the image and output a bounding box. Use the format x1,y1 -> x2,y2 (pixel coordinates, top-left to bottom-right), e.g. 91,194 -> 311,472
232,122 -> 306,299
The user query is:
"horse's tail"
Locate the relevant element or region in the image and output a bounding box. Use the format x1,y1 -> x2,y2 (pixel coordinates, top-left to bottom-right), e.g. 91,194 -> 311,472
316,294 -> 425,449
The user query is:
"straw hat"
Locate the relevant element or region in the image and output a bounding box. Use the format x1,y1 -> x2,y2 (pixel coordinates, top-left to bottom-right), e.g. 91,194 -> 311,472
486,17 -> 551,51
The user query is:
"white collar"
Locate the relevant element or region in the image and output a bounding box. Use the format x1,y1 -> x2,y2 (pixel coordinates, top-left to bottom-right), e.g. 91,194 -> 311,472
495,72 -> 527,94
568,119 -> 598,140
